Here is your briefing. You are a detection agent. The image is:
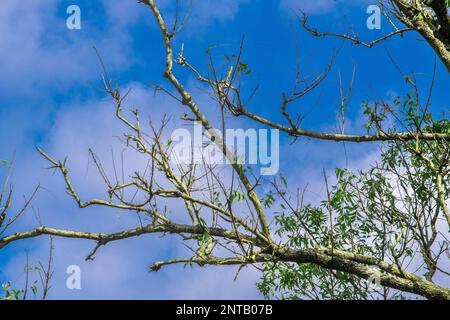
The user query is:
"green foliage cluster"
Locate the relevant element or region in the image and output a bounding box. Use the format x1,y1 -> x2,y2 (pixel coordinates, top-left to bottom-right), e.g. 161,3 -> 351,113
258,95 -> 450,299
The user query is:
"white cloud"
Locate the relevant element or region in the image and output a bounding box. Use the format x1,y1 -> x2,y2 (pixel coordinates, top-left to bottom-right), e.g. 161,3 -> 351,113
186,0 -> 250,31
0,0 -> 135,95
1,1 -> 420,299
0,81 -> 263,299
0,0 -> 249,96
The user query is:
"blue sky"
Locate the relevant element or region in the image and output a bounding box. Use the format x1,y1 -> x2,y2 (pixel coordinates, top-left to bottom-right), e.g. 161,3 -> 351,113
0,0 -> 448,299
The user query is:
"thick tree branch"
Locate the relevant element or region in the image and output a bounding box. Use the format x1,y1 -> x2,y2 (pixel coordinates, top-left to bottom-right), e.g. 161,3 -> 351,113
235,108 -> 450,142
0,223 -> 261,251
2,221 -> 448,299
